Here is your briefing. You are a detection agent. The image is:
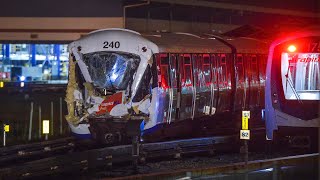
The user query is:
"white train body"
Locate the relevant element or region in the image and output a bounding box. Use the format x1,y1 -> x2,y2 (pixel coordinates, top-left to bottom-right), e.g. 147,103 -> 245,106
66,28 -> 268,143
265,28 -> 320,140
66,29 -> 160,137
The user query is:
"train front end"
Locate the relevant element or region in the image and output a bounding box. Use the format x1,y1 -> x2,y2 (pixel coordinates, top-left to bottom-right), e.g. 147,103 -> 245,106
65,29 -> 158,144
265,30 -> 320,145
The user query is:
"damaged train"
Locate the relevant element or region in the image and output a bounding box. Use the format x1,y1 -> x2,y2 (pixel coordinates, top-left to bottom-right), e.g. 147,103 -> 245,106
65,28 -> 268,144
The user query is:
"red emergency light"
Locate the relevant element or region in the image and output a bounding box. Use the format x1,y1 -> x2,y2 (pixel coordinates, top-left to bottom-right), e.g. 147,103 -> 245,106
287,45 -> 297,52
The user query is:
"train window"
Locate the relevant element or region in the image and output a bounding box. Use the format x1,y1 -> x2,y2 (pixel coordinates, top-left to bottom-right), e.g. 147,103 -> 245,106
161,56 -> 169,65
203,55 -> 210,64
236,54 -> 244,84
183,54 -> 193,87
194,54 -> 204,87
184,57 -> 191,64
203,54 -> 211,86
211,54 -> 218,86
159,54 -> 170,89
132,65 -> 152,102
281,52 -> 320,100
219,54 -> 228,88
170,54 -> 178,89
259,55 -> 267,81
237,55 -> 243,63
151,55 -> 158,88
252,56 -> 257,63
197,54 -> 207,88
250,55 -> 259,83
221,55 -> 226,64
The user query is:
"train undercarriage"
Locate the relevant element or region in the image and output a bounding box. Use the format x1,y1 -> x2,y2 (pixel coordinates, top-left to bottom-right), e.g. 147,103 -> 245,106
87,109 -> 266,149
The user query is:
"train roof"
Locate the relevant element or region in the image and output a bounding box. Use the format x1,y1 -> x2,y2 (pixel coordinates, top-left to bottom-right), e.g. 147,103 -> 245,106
222,37 -> 269,54
143,32 -> 268,54
142,33 -> 232,53
69,28 -> 268,55
68,28 -> 159,55
267,28 -> 320,67
269,28 -> 320,47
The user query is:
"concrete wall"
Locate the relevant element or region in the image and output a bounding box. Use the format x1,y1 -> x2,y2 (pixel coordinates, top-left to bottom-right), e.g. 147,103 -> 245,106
0,0 -> 123,17
127,18 -> 238,34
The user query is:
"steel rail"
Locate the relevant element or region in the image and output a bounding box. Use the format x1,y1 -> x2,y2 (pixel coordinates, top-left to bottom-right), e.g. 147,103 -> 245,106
0,137 -> 75,166
0,135 -> 236,178
112,153 -> 319,180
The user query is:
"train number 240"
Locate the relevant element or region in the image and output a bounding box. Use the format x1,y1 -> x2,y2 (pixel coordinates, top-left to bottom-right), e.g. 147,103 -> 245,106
103,41 -> 120,49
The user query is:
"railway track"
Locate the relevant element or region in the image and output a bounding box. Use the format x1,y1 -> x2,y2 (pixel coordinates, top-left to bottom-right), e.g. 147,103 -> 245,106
0,137 -> 75,166
111,153 -> 319,180
1,134 -> 317,179
0,135 -> 236,179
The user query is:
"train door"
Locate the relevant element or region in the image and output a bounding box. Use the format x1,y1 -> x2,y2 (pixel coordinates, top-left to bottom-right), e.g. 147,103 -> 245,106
191,54 -> 211,118
169,54 -> 179,122
242,54 -> 260,110
192,54 -> 200,118
202,54 -> 213,115
248,54 -> 260,109
157,53 -> 171,123
179,54 -> 194,120
216,54 -> 232,113
258,54 -> 267,107
235,54 -> 246,111
211,54 -> 219,114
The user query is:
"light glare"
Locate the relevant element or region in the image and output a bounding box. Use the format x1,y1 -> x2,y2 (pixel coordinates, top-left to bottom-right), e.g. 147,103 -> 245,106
287,45 -> 296,52
20,76 -> 26,81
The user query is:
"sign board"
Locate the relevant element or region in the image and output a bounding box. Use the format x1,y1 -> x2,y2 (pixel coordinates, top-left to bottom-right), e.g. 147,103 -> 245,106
242,111 -> 250,118
42,120 -> 50,134
242,117 -> 249,130
0,82 -> 3,88
241,110 -> 250,130
241,111 -> 250,139
4,125 -> 9,132
240,130 -> 250,140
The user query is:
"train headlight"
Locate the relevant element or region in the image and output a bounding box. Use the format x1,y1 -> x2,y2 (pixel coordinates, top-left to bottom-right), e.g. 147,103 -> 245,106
287,45 -> 296,52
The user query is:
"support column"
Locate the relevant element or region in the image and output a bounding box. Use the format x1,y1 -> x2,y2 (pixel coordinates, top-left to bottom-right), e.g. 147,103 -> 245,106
1,44 -> 4,59
31,44 -> 36,66
55,44 -> 61,79
4,44 -> 10,60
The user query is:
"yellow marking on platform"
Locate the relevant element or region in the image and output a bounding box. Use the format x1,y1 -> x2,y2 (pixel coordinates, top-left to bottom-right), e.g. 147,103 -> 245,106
42,120 -> 50,134
4,124 -> 9,132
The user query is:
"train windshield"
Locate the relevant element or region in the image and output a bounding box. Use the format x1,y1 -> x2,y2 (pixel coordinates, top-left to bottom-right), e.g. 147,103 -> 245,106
281,52 -> 320,100
83,52 -> 140,90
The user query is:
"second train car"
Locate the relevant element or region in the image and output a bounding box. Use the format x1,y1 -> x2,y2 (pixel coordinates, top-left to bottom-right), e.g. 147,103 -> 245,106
265,28 -> 320,149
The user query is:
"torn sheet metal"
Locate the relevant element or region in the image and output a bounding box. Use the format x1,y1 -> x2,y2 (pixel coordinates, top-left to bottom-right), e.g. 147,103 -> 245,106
144,87 -> 164,130
65,55 -> 80,126
73,89 -> 83,101
138,98 -> 151,114
83,82 -> 94,96
96,91 -> 124,115
87,96 -> 104,114
110,104 -> 129,117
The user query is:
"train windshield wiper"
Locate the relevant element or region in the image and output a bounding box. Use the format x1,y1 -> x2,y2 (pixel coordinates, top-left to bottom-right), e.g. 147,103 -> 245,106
285,67 -> 302,103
